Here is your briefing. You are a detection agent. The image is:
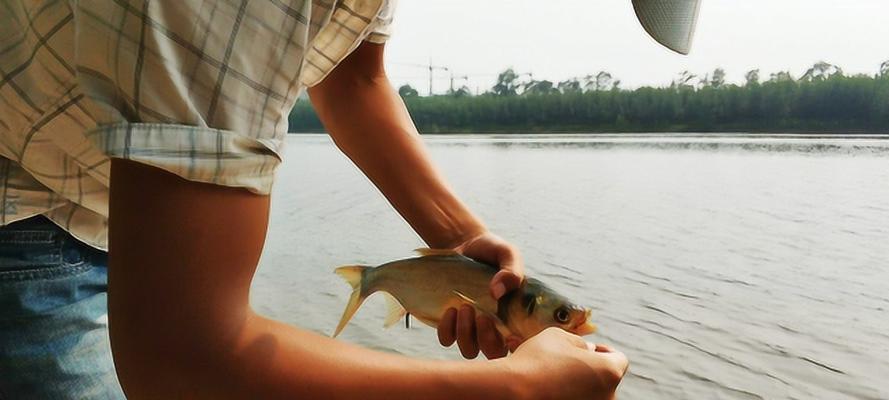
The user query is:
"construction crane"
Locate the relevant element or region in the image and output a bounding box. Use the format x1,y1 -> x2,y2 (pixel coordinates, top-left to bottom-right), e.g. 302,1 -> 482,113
390,61 -> 510,95
449,74 -> 470,93
391,60 -> 450,95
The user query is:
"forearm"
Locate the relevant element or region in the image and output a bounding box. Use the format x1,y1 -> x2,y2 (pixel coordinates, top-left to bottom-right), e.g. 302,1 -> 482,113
308,43 -> 485,248
231,313 -> 524,400
115,294 -> 523,399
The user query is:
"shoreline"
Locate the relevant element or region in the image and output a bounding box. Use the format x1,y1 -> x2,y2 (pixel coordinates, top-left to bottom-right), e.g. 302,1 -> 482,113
288,132 -> 889,140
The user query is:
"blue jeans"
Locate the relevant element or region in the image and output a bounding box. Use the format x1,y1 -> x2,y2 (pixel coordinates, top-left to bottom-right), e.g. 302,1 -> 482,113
0,216 -> 124,399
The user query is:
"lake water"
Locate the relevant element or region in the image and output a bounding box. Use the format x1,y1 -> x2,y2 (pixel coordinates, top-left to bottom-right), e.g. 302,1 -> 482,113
252,134 -> 889,399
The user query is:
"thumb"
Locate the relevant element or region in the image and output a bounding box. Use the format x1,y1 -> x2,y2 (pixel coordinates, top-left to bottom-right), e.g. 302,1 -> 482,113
491,269 -> 523,300
489,244 -> 524,299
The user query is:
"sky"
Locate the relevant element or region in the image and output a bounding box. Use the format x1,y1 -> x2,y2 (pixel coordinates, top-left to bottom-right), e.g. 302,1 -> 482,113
383,0 -> 889,95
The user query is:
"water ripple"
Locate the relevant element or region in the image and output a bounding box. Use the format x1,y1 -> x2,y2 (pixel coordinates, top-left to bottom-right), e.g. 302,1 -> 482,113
255,135 -> 889,400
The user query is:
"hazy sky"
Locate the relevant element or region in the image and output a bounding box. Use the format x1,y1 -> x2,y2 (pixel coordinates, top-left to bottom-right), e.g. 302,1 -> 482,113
383,0 -> 889,94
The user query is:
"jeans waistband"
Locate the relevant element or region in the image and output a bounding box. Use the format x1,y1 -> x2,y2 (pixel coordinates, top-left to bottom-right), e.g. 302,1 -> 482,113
0,215 -> 61,245
0,215 -> 106,278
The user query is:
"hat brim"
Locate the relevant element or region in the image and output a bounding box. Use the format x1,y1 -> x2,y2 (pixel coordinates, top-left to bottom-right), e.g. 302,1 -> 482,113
632,0 -> 701,55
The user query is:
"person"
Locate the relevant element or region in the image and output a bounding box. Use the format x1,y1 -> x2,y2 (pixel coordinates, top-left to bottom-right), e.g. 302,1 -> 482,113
0,0 -> 699,398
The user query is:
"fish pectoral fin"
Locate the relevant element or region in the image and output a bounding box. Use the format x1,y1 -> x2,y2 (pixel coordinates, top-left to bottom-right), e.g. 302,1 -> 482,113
382,292 -> 408,329
453,290 -> 504,325
414,248 -> 462,257
452,290 -> 478,306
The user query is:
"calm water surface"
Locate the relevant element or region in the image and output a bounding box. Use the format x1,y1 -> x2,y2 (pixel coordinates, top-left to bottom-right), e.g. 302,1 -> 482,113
253,134 -> 889,399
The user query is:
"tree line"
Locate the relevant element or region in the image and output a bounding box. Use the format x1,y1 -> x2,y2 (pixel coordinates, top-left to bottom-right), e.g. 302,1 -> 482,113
289,61 -> 889,133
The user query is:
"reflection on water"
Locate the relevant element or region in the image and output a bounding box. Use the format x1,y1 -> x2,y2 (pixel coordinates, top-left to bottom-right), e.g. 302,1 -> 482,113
253,134 -> 889,399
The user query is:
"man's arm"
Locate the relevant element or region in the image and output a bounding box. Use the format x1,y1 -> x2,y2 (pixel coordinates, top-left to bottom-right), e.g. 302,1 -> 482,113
107,160 -> 627,399
106,159 -> 524,399
307,43 -> 483,249
308,42 -> 525,359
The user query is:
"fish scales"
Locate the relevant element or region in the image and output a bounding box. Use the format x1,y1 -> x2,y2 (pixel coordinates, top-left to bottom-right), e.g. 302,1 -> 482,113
367,255 -> 498,326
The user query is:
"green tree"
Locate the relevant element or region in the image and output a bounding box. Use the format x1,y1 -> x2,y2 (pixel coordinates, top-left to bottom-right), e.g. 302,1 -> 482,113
291,63 -> 889,134
673,70 -> 697,89
492,68 -> 520,96
710,68 -> 726,88
745,69 -> 760,86
398,84 -> 419,98
769,71 -> 794,82
582,72 -> 616,92
557,78 -> 582,94
800,61 -> 842,81
523,80 -> 558,95
448,86 -> 472,97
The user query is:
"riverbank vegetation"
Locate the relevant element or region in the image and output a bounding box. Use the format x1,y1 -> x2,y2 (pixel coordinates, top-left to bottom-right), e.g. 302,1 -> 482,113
289,61 -> 889,133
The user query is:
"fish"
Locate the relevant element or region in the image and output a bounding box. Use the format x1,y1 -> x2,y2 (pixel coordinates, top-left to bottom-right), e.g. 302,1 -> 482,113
332,248 -> 597,341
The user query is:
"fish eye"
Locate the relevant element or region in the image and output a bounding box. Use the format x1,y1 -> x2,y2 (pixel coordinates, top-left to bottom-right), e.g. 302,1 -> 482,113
554,307 -> 570,324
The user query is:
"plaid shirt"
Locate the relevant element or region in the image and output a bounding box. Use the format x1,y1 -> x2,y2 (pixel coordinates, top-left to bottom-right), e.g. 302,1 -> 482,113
0,0 -> 396,249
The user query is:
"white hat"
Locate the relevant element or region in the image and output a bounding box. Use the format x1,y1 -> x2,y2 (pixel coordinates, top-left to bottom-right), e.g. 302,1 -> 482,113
632,0 -> 702,55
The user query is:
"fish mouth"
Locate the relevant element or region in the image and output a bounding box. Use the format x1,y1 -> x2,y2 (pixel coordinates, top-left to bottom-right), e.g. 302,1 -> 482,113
573,320 -> 598,336
571,309 -> 597,336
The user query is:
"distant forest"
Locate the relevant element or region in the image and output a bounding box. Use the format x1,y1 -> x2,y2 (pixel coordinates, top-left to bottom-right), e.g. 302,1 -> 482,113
289,61 -> 889,133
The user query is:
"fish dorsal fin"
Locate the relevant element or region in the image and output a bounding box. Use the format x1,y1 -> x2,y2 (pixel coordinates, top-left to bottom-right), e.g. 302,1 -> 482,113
382,292 -> 407,328
414,248 -> 461,257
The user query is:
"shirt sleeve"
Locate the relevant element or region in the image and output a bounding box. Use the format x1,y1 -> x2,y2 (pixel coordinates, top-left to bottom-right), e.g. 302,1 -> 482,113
88,123 -> 283,195
365,0 -> 398,44
299,0 -> 396,87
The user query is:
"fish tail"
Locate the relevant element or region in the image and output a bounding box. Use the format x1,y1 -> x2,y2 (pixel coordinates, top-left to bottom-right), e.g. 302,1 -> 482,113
333,265 -> 371,337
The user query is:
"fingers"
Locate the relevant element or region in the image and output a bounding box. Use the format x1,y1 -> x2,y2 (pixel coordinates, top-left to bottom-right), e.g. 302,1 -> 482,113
488,239 -> 524,300
542,326 -> 588,350
593,343 -> 615,353
505,336 -> 523,353
588,343 -> 628,369
495,242 -> 525,280
437,308 -> 457,347
582,341 -> 629,381
441,307 -> 507,360
476,315 -> 508,359
453,232 -> 524,300
456,306 -> 479,359
491,239 -> 524,295
490,268 -> 523,299
602,348 -> 630,375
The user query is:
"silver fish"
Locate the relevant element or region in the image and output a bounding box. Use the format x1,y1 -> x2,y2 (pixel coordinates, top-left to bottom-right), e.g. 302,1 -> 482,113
333,249 -> 597,340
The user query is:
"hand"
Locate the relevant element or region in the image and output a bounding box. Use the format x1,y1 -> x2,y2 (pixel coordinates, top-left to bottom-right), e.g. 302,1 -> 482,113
508,328 -> 629,400
437,232 -> 525,359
